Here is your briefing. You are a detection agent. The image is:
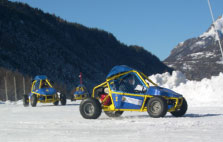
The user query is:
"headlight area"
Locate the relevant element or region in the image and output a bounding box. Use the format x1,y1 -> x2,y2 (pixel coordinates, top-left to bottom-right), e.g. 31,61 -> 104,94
39,94 -> 56,101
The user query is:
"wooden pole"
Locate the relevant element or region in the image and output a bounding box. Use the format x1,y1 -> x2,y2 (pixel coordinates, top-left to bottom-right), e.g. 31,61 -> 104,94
23,77 -> 26,94
14,76 -> 17,101
4,77 -> 8,101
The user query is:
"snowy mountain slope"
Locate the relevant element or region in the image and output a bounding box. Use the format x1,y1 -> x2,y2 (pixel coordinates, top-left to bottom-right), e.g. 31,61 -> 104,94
1,72 -> 223,142
164,16 -> 223,81
200,15 -> 223,39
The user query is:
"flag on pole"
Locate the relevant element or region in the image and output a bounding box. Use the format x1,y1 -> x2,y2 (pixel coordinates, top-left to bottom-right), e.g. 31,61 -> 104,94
79,72 -> 82,84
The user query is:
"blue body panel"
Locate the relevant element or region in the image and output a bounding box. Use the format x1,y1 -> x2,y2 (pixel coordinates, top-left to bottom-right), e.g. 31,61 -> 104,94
73,84 -> 88,96
147,86 -> 182,98
32,88 -> 56,96
110,86 -> 182,110
106,65 -> 133,79
112,93 -> 144,109
112,93 -> 122,108
74,91 -> 86,95
34,75 -> 47,81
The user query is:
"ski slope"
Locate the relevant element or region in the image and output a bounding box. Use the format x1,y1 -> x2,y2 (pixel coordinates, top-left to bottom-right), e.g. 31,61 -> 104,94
1,71 -> 223,142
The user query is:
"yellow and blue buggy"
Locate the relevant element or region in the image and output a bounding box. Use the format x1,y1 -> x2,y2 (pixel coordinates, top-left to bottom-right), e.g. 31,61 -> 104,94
79,65 -> 188,119
23,75 -> 66,107
71,84 -> 89,101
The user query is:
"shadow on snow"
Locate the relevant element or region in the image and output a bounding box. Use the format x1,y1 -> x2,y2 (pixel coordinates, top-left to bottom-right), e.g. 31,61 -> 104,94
100,113 -> 223,120
38,103 -> 80,107
183,113 -> 222,118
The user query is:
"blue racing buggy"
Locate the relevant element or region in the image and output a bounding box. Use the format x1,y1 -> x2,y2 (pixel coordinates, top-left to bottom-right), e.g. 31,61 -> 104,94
23,75 -> 66,107
79,65 -> 188,119
71,84 -> 89,101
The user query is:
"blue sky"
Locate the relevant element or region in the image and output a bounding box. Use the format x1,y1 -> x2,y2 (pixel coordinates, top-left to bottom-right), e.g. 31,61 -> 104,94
10,0 -> 223,60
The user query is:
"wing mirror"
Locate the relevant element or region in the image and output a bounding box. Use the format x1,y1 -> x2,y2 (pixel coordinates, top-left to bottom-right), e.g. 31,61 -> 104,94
142,86 -> 147,93
135,85 -> 147,93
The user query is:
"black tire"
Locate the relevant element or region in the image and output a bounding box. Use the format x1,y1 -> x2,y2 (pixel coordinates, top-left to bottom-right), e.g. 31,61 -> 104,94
53,94 -> 59,105
60,94 -> 66,105
71,95 -> 74,101
104,111 -> 124,117
31,94 -> 37,107
171,98 -> 188,117
71,95 -> 76,101
53,100 -> 59,105
79,98 -> 102,119
147,96 -> 168,118
23,94 -> 29,107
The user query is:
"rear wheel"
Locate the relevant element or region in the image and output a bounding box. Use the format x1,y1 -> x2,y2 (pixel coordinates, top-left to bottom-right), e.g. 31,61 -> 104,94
60,94 -> 66,105
23,94 -> 29,107
171,98 -> 188,117
80,98 -> 102,119
104,111 -> 124,117
31,94 -> 37,107
53,94 -> 59,105
147,97 -> 168,118
71,95 -> 74,101
71,95 -> 76,101
53,101 -> 59,105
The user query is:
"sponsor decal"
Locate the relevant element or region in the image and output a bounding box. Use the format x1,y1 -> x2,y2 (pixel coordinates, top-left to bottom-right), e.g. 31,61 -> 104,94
122,96 -> 142,106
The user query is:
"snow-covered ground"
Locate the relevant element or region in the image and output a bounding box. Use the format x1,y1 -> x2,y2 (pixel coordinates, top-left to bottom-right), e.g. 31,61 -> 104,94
1,71 -> 223,142
1,101 -> 223,142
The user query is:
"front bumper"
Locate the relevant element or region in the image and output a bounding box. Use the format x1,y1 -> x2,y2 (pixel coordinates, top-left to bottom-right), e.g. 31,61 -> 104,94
38,94 -> 59,103
73,94 -> 87,100
167,97 -> 184,112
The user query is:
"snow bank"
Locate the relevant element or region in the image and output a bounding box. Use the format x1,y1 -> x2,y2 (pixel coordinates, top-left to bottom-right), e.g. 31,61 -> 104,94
149,71 -> 223,107
4,100 -> 23,105
149,71 -> 187,89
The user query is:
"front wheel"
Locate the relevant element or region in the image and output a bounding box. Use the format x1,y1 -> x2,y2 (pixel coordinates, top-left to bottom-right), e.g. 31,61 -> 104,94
53,100 -> 59,105
79,98 -> 102,119
71,95 -> 74,101
23,94 -> 29,107
147,97 -> 168,118
60,94 -> 66,105
104,111 -> 124,117
31,94 -> 37,107
171,98 -> 188,117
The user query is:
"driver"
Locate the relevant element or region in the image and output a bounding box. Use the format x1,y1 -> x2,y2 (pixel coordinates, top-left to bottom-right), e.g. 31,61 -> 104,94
41,80 -> 48,88
118,75 -> 135,93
